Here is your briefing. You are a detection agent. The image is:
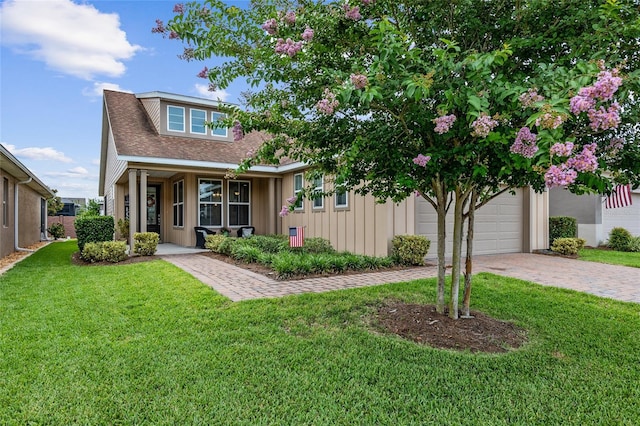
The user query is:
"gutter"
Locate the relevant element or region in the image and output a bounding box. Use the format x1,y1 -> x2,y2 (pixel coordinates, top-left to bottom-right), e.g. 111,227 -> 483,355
14,177 -> 34,252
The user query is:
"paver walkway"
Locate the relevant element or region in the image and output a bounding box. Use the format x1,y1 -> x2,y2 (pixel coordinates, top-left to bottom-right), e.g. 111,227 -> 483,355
162,253 -> 640,304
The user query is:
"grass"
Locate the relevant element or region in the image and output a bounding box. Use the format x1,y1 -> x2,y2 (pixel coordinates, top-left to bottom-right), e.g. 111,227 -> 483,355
2,241 -> 640,425
579,247 -> 640,268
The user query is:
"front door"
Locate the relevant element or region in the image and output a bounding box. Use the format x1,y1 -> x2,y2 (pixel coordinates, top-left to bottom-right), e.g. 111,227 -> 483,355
146,185 -> 161,238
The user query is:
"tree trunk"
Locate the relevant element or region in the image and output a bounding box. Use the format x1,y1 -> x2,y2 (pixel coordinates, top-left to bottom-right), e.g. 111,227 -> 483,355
449,186 -> 467,320
434,179 -> 447,314
462,189 -> 478,318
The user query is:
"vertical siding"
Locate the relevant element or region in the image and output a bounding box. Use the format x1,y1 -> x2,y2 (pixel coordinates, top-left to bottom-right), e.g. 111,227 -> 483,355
0,172 -> 15,258
140,98 -> 161,132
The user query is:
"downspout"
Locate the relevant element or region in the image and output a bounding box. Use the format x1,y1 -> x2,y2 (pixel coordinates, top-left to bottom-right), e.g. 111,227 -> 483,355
15,177 -> 34,252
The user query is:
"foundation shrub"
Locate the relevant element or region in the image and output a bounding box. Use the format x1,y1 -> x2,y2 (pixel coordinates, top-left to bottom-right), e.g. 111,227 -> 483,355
549,216 -> 577,246
551,237 -> 586,255
75,216 -> 114,252
133,232 -> 159,256
608,227 -> 633,251
81,241 -> 128,263
47,223 -> 65,240
391,235 -> 431,266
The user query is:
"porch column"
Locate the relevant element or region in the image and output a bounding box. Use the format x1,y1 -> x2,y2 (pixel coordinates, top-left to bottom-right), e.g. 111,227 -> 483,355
139,170 -> 147,233
523,187 -> 549,252
128,169 -> 138,245
267,177 -> 276,234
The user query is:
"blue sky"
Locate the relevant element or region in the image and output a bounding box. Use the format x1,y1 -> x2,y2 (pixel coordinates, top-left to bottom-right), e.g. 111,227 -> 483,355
1,0 -> 248,200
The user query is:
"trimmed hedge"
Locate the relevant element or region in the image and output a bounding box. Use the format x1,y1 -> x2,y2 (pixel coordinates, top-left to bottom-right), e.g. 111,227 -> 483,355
133,232 -> 159,256
81,241 -> 128,263
391,235 -> 431,266
551,237 -> 586,255
75,216 -> 114,252
549,216 -> 577,246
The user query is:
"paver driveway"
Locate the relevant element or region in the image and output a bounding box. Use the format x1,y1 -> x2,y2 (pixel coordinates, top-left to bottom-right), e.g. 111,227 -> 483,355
162,253 -> 640,303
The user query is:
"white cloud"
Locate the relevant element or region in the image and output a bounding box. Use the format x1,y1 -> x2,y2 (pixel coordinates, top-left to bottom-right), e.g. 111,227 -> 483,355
44,166 -> 91,178
82,82 -> 133,98
195,83 -> 229,102
0,0 -> 141,80
4,144 -> 73,163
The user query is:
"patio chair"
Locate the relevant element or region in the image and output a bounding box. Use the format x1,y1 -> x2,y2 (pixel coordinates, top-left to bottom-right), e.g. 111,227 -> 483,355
194,226 -> 215,248
237,226 -> 255,238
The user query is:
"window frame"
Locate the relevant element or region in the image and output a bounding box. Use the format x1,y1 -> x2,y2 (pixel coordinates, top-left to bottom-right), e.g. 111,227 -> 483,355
211,111 -> 228,137
293,173 -> 304,211
190,108 -> 207,135
312,175 -> 324,210
172,180 -> 184,228
334,189 -> 348,209
167,105 -> 185,132
2,177 -> 8,227
227,180 -> 251,227
198,178 -> 223,227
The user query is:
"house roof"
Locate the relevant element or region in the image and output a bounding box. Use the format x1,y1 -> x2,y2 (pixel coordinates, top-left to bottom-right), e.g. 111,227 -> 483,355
0,143 -> 54,198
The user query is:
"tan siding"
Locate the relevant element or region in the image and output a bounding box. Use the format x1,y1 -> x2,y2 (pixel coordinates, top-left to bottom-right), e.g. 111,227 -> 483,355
159,101 -> 234,142
0,172 -> 15,258
140,98 -> 161,132
104,129 -> 127,196
17,184 -> 43,249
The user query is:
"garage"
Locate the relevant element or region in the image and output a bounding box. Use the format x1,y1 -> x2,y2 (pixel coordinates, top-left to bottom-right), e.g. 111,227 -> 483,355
415,189 -> 524,257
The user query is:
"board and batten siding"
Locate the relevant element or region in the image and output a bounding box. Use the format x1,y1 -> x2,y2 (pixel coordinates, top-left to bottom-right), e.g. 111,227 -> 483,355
279,173 -> 414,257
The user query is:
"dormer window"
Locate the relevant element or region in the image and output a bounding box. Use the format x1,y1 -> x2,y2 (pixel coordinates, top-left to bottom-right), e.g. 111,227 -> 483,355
168,106 -> 185,132
211,112 -> 228,137
191,109 -> 207,134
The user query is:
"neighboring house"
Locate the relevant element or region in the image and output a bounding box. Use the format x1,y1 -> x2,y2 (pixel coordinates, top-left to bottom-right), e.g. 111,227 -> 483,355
47,197 -> 88,239
99,90 -> 549,257
1,143 -> 54,259
550,187 -> 640,246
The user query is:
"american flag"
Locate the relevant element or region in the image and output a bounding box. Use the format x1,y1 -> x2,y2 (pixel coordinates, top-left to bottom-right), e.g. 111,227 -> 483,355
605,184 -> 633,209
289,226 -> 304,247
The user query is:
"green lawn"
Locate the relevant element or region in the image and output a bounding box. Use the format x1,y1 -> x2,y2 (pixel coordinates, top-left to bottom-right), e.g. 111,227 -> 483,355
2,241 -> 639,425
579,247 -> 640,268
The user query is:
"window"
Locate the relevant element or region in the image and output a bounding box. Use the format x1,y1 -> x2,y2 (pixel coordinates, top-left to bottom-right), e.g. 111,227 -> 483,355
293,173 -> 304,210
190,109 -> 207,134
173,180 -> 184,227
199,179 -> 222,226
167,105 -> 185,132
335,190 -> 348,209
312,175 -> 324,209
2,178 -> 8,227
228,181 -> 250,226
211,112 -> 228,137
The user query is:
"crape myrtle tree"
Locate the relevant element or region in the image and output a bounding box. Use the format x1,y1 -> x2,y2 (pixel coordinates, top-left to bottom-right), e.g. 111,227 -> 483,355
158,0 -> 640,319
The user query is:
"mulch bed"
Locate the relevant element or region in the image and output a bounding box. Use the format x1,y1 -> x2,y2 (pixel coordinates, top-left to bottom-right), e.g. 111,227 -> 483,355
376,302 -> 527,353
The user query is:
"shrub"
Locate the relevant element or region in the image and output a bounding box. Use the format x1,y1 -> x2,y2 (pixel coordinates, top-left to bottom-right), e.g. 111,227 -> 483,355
247,235 -> 288,254
551,237 -> 586,256
549,216 -> 577,246
627,236 -> 640,253
81,241 -> 127,263
302,237 -> 335,254
608,227 -> 633,251
116,218 -> 129,241
218,237 -> 238,256
47,222 -> 65,239
205,234 -> 228,253
231,245 -> 262,263
75,216 -> 114,252
133,232 -> 159,256
271,252 -> 297,278
391,235 -> 431,266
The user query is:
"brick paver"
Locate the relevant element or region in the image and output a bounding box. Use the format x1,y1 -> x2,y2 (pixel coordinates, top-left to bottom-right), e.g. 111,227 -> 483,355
162,253 -> 640,304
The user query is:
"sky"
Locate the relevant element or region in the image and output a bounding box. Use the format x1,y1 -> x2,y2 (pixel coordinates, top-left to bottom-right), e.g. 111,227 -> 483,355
1,0 -> 248,200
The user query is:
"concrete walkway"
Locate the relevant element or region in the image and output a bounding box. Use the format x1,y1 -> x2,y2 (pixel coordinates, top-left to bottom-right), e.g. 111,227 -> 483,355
161,252 -> 640,304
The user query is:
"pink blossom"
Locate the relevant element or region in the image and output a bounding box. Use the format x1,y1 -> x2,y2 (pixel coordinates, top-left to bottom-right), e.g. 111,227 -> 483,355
284,11 -> 296,25
151,19 -> 166,34
350,73 -> 368,89
246,149 -> 254,158
316,89 -> 339,115
519,89 -> 545,108
286,196 -> 297,205
344,5 -> 362,20
510,127 -> 538,158
566,143 -> 598,172
607,137 -> 624,153
168,31 -> 180,39
232,121 -> 244,141
569,95 -> 595,114
197,66 -> 208,79
587,102 -> 621,131
592,70 -> 622,101
275,38 -> 304,57
471,113 -> 499,138
173,3 -> 185,14
362,0 -> 374,4
550,142 -> 574,157
279,205 -> 290,217
544,165 -> 578,188
262,18 -> 278,35
432,114 -> 456,134
535,112 -> 566,130
301,27 -> 314,41
412,154 -> 431,167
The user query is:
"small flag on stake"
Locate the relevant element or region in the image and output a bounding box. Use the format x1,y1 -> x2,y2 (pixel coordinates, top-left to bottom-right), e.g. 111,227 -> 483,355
289,226 -> 304,247
605,184 -> 633,209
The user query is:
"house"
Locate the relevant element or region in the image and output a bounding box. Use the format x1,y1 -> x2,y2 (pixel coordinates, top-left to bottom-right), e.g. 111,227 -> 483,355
99,90 -> 549,257
550,187 -> 640,246
0,143 -> 54,259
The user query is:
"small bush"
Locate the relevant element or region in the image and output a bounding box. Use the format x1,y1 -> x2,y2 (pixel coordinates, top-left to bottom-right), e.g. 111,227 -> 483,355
47,223 -> 65,239
133,232 -> 159,256
247,235 -> 288,254
627,236 -> 640,253
391,235 -> 431,266
551,237 -> 586,256
302,238 -> 335,254
608,227 -> 633,251
272,252 -> 298,278
218,237 -> 238,256
81,241 -> 127,263
116,218 -> 129,241
549,216 -> 577,246
205,234 -> 228,253
231,245 -> 262,263
75,216 -> 114,252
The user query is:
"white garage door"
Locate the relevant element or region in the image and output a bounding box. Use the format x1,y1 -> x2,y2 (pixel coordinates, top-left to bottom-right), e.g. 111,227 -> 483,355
602,193 -> 640,240
416,189 -> 524,257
